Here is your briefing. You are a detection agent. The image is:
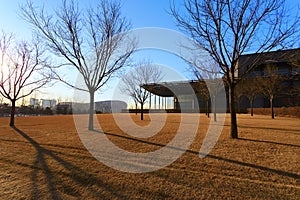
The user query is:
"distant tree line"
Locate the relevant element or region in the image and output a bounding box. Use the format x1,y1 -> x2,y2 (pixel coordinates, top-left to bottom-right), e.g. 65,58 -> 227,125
0,104 -> 54,117
194,63 -> 300,120
0,101 -> 82,116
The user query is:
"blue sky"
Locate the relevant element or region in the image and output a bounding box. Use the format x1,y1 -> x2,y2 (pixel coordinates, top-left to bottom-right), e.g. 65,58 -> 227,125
0,0 -> 191,103
0,0 -> 299,104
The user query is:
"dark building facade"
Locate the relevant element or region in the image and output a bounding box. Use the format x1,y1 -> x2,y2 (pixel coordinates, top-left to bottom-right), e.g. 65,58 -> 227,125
238,48 -> 300,109
142,48 -> 300,112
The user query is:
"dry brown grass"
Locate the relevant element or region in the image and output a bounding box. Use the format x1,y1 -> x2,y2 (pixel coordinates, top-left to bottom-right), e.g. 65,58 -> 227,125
0,113 -> 299,199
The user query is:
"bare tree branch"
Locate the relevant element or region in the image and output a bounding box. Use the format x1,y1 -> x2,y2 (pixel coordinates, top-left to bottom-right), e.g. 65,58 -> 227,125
256,64 -> 285,119
21,0 -> 136,130
0,33 -> 52,126
171,0 -> 300,138
121,61 -> 164,120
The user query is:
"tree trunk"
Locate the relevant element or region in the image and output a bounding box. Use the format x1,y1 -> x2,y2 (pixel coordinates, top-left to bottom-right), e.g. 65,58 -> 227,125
213,96 -> 217,122
140,103 -> 144,120
206,99 -> 210,118
270,96 -> 275,119
250,97 -> 254,117
88,90 -> 95,130
135,102 -> 138,115
205,99 -> 207,116
9,100 -> 16,127
229,85 -> 238,139
237,97 -> 241,114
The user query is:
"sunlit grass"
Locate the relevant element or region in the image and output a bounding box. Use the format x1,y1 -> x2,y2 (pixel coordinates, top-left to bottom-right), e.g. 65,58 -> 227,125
0,114 -> 299,199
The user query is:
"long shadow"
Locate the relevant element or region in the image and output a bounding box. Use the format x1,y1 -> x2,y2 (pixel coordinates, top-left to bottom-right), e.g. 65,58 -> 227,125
0,138 -> 87,151
12,127 -> 60,199
238,125 -> 300,134
139,118 -> 200,126
12,126 -> 129,200
0,138 -> 94,161
7,126 -> 300,198
238,137 -> 300,148
94,130 -> 300,180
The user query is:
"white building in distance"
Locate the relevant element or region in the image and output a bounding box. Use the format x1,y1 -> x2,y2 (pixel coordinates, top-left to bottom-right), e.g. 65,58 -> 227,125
42,99 -> 57,109
29,98 -> 40,108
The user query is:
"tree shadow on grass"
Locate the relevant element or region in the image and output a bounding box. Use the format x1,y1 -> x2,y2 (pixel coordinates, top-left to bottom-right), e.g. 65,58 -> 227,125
8,126 -> 299,199
11,126 -> 129,200
238,125 -> 300,134
0,138 -> 87,151
238,137 -> 300,148
93,130 -> 300,180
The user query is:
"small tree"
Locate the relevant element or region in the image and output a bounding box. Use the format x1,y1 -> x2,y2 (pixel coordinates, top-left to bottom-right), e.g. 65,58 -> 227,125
191,62 -> 224,122
287,54 -> 300,105
192,68 -> 210,117
0,33 -> 51,126
288,49 -> 300,73
235,78 -> 260,116
284,82 -> 300,106
206,77 -> 224,122
133,99 -> 138,115
235,82 -> 244,114
22,0 -> 136,130
243,78 -> 260,116
121,63 -> 163,120
201,86 -> 210,117
257,65 -> 283,119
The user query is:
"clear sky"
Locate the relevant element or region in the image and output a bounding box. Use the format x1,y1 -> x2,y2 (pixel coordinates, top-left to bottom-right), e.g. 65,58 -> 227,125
0,0 -> 189,104
0,0 -> 299,105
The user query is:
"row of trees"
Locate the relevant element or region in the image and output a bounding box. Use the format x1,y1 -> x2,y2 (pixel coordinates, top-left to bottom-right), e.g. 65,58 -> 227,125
1,0 -> 299,140
1,0 -> 136,128
235,65 -> 300,119
1,0 -> 164,127
0,104 -> 55,116
194,64 -> 300,121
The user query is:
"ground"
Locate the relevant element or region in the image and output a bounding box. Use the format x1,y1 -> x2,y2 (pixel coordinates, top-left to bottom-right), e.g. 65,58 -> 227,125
0,113 -> 299,199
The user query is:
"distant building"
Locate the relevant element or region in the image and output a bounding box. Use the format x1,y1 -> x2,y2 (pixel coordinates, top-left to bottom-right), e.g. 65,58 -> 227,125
56,100 -> 127,114
56,102 -> 73,114
29,98 -> 40,108
42,99 -> 57,109
57,100 -> 127,114
238,48 -> 300,109
95,100 -> 127,113
142,48 -> 300,112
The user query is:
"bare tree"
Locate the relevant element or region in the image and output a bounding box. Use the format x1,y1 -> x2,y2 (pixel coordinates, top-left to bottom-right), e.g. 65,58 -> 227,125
235,78 -> 260,116
243,78 -> 260,116
0,33 -> 51,126
287,49 -> 300,72
201,86 -> 210,117
284,82 -> 300,106
192,66 -> 223,122
133,98 -> 138,115
234,82 -> 244,114
121,63 -> 164,120
286,51 -> 300,105
192,69 -> 210,117
257,65 -> 284,119
171,0 -> 299,138
206,75 -> 224,122
21,0 -> 136,130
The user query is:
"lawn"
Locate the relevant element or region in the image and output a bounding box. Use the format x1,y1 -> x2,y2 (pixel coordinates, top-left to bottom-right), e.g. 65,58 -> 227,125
0,113 -> 299,199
